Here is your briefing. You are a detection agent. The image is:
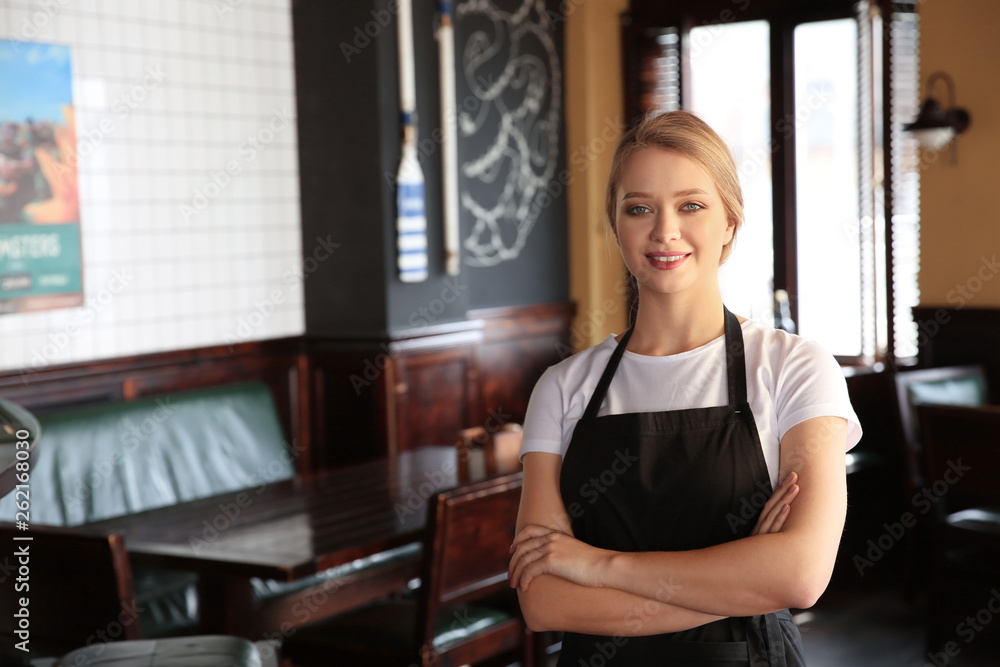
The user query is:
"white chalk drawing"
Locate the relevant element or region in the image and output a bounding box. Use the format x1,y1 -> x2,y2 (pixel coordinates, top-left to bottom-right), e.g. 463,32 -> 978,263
456,0 -> 560,267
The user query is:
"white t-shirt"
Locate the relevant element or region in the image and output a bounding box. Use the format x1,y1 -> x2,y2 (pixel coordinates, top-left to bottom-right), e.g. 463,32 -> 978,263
521,319 -> 863,490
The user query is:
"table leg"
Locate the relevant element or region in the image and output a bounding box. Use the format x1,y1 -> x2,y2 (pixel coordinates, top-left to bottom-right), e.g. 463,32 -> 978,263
197,574 -> 256,638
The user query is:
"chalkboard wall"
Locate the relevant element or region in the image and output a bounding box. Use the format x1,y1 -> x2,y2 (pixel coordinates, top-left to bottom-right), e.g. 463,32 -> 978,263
295,0 -> 568,338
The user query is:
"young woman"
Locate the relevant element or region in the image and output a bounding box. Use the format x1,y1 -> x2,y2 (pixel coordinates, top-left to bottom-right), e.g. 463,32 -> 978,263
508,111 -> 862,666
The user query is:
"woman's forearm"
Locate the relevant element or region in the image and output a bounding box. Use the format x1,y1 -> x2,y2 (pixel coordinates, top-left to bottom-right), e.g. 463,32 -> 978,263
518,573 -> 725,635
600,419 -> 849,616
601,532 -> 829,617
513,420 -> 849,618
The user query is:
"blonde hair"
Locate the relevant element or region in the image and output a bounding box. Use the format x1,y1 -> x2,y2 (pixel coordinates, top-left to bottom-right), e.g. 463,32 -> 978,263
605,110 -> 744,263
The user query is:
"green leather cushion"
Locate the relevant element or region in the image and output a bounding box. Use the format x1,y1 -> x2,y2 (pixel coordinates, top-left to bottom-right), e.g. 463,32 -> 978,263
432,604 -> 513,648
0,381 -> 294,526
133,568 -> 200,638
907,376 -> 985,408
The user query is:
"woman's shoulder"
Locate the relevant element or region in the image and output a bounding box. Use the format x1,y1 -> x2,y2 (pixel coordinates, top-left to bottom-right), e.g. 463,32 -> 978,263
742,317 -> 833,358
743,320 -> 842,376
524,335 -> 620,424
740,317 -> 861,446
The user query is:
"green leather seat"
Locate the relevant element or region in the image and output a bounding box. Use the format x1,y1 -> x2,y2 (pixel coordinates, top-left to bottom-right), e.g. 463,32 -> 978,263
0,382 -> 295,637
2,382 -> 294,526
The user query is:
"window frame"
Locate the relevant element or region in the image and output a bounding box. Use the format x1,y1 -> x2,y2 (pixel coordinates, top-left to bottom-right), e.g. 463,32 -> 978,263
622,0 -> 915,368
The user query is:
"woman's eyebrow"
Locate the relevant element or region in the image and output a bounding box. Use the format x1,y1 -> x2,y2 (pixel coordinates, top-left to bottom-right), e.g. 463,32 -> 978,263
621,188 -> 708,200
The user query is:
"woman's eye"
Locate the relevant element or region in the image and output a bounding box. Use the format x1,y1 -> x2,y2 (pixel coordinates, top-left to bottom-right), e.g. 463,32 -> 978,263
626,205 -> 650,215
681,202 -> 704,212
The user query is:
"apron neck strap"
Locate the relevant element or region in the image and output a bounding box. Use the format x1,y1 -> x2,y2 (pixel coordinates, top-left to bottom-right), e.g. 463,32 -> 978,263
582,307 -> 748,421
582,326 -> 633,421
723,306 -> 748,406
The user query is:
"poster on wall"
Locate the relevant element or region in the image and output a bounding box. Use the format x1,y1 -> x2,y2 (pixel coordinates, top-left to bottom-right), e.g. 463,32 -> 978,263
0,39 -> 83,314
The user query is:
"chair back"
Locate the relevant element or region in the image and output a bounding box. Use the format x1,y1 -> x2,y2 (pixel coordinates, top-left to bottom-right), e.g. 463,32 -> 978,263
0,524 -> 139,658
916,403 -> 1000,513
894,365 -> 987,490
417,473 -> 525,665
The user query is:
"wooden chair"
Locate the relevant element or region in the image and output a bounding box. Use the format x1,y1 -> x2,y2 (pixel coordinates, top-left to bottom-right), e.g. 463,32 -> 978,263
456,423 -> 562,664
892,366 -> 987,594
894,365 -> 987,496
915,403 -> 1000,652
281,473 -> 533,667
0,524 -> 140,661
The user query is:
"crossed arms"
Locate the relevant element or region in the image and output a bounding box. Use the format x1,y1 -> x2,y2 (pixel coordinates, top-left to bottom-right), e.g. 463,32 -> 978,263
508,416 -> 848,635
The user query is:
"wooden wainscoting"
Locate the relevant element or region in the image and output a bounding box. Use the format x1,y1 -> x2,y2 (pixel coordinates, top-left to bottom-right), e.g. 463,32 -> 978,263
309,302 -> 575,467
0,302 -> 574,471
470,302 -> 576,430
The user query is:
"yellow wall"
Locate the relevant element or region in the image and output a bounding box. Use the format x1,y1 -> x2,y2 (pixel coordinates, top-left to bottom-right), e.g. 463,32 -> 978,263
564,0 -> 630,351
917,0 -> 1000,307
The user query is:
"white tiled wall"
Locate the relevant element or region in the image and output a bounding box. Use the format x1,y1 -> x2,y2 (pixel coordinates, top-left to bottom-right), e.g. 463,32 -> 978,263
0,0 -> 303,373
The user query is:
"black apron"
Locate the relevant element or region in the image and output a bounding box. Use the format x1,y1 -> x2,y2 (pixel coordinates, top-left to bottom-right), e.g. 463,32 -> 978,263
558,308 -> 806,666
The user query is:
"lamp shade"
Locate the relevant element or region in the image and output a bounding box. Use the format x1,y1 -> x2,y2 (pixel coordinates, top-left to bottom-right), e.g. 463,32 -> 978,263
903,72 -> 970,152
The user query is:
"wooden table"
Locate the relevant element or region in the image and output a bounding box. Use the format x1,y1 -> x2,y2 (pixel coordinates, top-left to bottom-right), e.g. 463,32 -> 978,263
86,445 -> 521,637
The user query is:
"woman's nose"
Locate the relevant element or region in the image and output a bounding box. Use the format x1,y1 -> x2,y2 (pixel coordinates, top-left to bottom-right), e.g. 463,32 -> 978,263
650,212 -> 681,243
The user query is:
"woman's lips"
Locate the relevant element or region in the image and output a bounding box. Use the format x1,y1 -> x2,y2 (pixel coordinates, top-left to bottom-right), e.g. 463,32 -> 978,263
646,253 -> 690,270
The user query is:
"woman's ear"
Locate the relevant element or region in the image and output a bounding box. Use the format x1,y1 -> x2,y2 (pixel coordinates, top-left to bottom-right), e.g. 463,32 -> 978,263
724,216 -> 736,245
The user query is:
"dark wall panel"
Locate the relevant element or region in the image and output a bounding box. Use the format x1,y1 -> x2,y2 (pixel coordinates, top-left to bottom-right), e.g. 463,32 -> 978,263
448,1 -> 569,311
295,0 -> 568,337
380,0 -> 473,332
294,0 -> 390,337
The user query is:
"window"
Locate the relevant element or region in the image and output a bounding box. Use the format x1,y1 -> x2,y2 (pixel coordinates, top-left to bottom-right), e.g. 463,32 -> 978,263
687,20 -> 774,324
793,18 -> 861,355
623,0 -> 920,366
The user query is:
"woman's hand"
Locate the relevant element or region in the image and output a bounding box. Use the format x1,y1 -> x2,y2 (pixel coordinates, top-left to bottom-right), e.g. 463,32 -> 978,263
750,471 -> 799,536
508,524 -> 614,592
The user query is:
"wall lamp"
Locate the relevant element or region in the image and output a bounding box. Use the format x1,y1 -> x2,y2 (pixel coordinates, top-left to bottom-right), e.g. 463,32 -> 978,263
903,71 -> 970,161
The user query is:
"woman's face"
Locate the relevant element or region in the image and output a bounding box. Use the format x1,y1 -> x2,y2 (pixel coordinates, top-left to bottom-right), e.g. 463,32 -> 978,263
614,147 -> 734,301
